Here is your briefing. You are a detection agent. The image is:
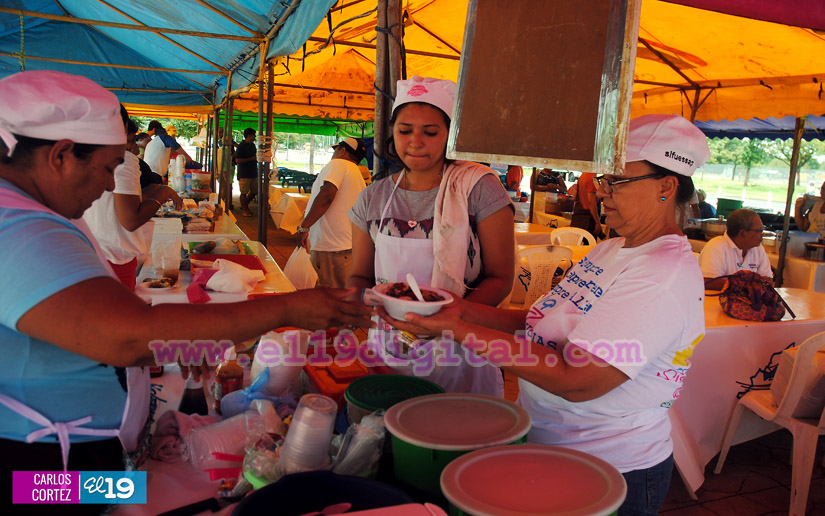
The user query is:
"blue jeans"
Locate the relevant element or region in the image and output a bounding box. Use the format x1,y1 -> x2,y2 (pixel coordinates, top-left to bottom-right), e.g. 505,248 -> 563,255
618,454 -> 673,516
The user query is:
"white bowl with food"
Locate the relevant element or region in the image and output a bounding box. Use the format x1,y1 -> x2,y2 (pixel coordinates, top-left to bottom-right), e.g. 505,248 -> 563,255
365,282 -> 453,320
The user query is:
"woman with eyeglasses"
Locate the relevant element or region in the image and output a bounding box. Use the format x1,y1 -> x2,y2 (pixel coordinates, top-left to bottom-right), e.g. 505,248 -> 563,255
380,114 -> 710,516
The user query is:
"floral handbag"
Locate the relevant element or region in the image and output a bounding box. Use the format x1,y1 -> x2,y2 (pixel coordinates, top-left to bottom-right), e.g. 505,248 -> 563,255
711,270 -> 795,322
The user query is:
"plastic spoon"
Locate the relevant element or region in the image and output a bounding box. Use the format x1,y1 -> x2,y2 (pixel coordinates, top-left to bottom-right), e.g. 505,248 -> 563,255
406,272 -> 426,302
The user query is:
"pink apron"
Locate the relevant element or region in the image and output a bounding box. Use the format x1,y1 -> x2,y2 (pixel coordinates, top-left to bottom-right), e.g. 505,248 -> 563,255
0,185 -> 150,470
369,172 -> 503,396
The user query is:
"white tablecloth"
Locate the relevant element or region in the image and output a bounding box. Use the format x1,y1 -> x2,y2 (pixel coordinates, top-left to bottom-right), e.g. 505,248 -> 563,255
670,287 -> 825,493
270,193 -> 310,234
512,201 -> 530,223
267,182 -> 300,210
689,239 -> 825,292
533,210 -> 571,229
514,223 -> 554,245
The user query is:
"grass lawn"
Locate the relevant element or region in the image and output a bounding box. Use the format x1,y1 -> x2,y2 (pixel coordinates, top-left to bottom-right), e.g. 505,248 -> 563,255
694,175 -> 806,202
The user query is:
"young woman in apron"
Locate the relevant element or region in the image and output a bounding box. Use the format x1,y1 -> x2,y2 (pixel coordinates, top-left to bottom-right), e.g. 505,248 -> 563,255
347,76 -> 515,395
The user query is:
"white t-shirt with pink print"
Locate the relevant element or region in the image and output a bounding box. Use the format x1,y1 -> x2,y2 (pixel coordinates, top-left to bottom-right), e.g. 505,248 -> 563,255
519,235 -> 705,473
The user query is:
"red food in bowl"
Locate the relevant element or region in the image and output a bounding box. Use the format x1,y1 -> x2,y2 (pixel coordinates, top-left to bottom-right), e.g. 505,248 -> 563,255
384,282 -> 445,302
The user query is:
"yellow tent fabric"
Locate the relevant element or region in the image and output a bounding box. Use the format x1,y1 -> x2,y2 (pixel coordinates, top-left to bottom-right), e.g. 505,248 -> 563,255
233,49 -> 375,120
238,0 -> 825,123
632,1 -> 825,121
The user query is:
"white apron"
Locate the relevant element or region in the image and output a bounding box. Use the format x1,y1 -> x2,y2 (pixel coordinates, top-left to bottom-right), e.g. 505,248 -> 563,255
0,186 -> 150,470
369,172 -> 503,396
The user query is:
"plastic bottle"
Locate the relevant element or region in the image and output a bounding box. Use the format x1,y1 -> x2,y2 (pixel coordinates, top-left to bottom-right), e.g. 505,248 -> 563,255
214,347 -> 244,414
179,377 -> 209,416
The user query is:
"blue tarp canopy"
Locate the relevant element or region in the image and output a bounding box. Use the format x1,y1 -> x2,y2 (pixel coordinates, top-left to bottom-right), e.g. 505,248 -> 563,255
0,0 -> 336,111
695,116 -> 825,141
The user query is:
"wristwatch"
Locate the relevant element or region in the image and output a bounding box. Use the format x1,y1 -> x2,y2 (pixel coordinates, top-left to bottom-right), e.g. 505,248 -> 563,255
297,225 -> 310,233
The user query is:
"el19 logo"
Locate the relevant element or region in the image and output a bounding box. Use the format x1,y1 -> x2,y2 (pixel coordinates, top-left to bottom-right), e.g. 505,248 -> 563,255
79,472 -> 146,504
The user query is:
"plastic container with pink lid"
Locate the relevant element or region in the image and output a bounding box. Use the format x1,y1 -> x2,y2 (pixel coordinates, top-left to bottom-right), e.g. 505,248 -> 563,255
440,444 -> 627,516
383,393 -> 531,494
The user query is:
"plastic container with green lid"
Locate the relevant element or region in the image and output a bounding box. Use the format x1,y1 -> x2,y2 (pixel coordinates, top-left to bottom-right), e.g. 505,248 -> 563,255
383,393 -> 531,494
440,444 -> 626,516
344,374 -> 445,425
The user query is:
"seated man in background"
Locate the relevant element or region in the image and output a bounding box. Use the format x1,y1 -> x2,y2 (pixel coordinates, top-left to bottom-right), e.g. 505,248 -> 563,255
532,168 -> 567,193
794,179 -> 825,237
698,208 -> 772,290
696,189 -> 716,218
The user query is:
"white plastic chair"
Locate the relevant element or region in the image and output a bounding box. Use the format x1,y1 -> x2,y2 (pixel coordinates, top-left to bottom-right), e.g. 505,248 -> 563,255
714,331 -> 825,516
551,226 -> 596,246
502,245 -> 573,309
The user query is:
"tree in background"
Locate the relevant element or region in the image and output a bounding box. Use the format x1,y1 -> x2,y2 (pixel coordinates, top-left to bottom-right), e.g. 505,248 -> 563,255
708,138 -> 769,184
763,139 -> 824,185
739,138 -> 769,186
707,138 -> 744,178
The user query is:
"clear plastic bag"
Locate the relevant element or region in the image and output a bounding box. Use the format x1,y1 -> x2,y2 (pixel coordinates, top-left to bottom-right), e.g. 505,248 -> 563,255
331,413 -> 386,477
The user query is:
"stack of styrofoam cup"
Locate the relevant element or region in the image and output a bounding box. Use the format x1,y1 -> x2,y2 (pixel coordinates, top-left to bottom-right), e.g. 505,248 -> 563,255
279,394 -> 337,474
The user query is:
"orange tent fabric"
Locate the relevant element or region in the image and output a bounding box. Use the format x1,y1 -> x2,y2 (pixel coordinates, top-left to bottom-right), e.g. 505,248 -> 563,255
236,0 -> 825,123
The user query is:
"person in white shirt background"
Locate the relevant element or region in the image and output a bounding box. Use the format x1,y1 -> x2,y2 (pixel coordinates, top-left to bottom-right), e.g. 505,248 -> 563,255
143,120 -> 192,183
698,208 -> 772,290
297,137 -> 367,288
83,107 -> 182,290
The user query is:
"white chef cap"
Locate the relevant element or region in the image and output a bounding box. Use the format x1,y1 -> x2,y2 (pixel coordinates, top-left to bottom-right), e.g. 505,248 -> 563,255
392,75 -> 456,120
626,114 -> 710,177
0,70 -> 125,157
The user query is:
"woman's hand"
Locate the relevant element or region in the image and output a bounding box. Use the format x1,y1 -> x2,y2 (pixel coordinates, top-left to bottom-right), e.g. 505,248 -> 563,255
375,298 -> 465,338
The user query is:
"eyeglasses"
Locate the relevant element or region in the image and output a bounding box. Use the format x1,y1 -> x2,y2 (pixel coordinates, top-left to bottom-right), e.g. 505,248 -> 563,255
593,173 -> 660,194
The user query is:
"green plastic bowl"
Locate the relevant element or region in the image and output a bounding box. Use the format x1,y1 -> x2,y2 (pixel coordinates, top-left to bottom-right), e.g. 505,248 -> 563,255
344,374 -> 445,425
384,393 -> 531,494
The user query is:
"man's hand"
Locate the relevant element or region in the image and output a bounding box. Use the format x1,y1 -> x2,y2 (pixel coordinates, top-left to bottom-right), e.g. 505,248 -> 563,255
297,230 -> 310,252
288,288 -> 375,330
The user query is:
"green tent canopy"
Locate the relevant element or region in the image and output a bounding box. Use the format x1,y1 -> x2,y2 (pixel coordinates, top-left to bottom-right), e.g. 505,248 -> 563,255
215,111 -> 373,137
